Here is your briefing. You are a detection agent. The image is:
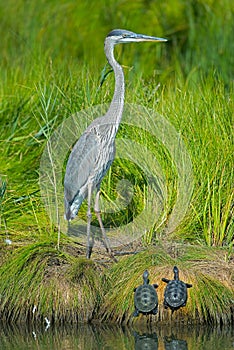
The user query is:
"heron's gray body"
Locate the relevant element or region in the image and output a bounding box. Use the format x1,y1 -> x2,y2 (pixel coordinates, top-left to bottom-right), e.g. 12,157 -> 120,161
64,32 -> 124,222
64,117 -> 118,220
64,29 -> 167,258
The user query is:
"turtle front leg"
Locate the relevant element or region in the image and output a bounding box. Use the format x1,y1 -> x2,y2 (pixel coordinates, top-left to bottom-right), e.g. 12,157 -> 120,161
162,278 -> 170,283
133,309 -> 139,317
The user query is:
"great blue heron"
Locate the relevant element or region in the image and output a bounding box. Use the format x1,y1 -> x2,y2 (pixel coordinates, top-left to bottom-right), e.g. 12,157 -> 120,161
64,29 -> 167,259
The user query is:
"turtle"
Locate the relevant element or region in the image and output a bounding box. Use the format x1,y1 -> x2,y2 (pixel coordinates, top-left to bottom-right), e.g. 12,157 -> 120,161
164,335 -> 188,350
134,331 -> 158,350
162,266 -> 192,311
133,270 -> 158,317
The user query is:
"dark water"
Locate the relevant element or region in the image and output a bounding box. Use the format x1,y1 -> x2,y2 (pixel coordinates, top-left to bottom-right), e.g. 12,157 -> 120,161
0,323 -> 233,350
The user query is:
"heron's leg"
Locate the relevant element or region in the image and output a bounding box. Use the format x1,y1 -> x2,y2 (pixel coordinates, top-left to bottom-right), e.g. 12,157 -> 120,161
94,190 -> 116,261
86,183 -> 94,259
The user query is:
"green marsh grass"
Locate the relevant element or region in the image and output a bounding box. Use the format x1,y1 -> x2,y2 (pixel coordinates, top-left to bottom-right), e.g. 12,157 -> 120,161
0,238 -> 104,323
2,77 -> 232,247
0,0 -> 233,325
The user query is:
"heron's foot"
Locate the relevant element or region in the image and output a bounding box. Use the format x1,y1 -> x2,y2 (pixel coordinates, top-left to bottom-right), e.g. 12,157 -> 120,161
102,237 -> 117,262
86,246 -> 92,259
109,250 -> 118,263
104,246 -> 117,262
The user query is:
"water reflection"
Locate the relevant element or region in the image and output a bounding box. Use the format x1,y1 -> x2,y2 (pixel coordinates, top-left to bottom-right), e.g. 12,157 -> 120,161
0,322 -> 233,350
164,335 -> 188,350
133,331 -> 158,349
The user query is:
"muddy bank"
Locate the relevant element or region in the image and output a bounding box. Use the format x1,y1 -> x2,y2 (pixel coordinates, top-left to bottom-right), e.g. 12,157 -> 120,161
0,239 -> 233,325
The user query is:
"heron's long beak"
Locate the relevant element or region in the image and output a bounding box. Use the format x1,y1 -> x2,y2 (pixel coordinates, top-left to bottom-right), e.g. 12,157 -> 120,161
135,33 -> 167,42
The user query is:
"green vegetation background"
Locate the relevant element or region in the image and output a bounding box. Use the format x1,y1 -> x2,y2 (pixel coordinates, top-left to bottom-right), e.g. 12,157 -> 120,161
0,0 -> 233,248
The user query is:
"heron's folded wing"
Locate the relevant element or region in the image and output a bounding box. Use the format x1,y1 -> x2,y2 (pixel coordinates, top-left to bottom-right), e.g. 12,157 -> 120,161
64,130 -> 98,203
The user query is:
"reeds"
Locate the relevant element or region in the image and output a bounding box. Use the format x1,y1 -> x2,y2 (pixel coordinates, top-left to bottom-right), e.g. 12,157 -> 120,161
1,0 -> 233,246
0,0 -> 233,325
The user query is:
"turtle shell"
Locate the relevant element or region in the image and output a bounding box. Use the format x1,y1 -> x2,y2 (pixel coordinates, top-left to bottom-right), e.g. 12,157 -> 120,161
134,284 -> 158,313
134,332 -> 158,350
164,280 -> 187,308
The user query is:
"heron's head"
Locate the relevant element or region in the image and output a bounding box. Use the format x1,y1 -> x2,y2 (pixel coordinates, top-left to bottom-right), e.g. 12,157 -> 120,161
106,29 -> 167,45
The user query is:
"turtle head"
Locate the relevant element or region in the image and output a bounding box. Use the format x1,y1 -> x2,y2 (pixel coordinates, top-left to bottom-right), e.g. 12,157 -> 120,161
143,270 -> 149,284
173,266 -> 179,280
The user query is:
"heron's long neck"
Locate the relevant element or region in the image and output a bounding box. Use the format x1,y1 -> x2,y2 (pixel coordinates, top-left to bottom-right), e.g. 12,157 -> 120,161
104,41 -> 125,128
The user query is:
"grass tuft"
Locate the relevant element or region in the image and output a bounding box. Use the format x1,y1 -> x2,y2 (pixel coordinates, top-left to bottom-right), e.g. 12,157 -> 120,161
99,244 -> 233,325
0,238 -> 104,324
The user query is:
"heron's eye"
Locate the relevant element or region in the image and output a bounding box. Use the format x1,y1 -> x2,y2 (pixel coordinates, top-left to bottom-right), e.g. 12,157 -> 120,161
122,34 -> 128,38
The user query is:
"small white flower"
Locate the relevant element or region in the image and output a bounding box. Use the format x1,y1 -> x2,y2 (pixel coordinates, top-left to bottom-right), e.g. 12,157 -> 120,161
5,239 -> 12,245
45,317 -> 51,331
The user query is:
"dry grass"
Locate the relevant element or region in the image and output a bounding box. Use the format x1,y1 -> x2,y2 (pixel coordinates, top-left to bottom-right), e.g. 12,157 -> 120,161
99,244 -> 233,325
0,238 -> 105,324
0,240 -> 233,325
